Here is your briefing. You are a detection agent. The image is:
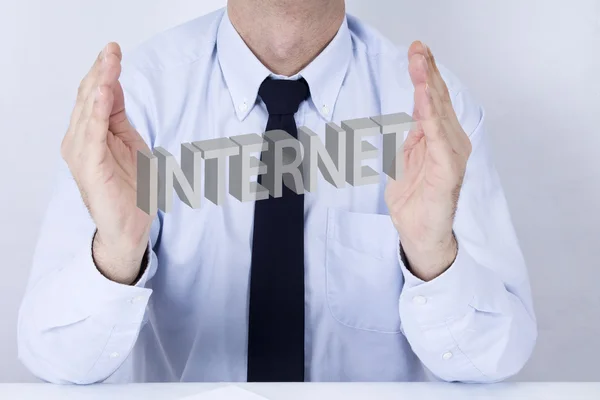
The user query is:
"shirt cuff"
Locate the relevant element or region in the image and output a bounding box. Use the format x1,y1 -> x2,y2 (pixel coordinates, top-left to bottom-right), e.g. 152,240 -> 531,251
398,238 -> 511,325
43,231 -> 155,329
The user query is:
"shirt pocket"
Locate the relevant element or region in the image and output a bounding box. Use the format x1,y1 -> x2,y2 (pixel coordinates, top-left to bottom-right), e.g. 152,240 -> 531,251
325,208 -> 403,333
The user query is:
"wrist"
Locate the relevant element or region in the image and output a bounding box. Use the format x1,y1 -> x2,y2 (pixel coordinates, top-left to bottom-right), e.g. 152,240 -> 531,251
92,230 -> 148,285
401,232 -> 457,281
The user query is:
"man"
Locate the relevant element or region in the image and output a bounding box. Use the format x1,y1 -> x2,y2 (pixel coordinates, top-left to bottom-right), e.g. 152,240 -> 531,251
18,0 -> 536,384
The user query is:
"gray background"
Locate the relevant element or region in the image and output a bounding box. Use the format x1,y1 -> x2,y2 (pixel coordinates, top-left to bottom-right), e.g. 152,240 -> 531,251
1,0 -> 599,382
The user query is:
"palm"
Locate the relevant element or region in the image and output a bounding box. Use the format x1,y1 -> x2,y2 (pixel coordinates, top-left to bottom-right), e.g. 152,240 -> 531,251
60,42 -> 156,282
385,126 -> 455,245
84,81 -> 155,246
385,41 -> 471,257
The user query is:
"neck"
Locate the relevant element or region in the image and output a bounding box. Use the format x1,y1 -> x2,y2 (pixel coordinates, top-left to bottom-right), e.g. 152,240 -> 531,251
228,0 -> 346,76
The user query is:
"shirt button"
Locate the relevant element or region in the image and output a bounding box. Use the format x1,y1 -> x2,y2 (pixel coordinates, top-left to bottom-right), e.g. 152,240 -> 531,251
412,295 -> 427,305
239,102 -> 248,112
442,351 -> 453,361
321,105 -> 329,115
130,296 -> 144,304
109,352 -> 120,359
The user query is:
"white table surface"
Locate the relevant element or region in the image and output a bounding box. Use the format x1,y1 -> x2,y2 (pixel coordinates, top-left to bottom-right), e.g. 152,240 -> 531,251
1,383 -> 600,400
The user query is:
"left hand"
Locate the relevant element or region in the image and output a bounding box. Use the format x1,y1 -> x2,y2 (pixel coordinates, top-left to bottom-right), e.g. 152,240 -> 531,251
385,41 -> 472,281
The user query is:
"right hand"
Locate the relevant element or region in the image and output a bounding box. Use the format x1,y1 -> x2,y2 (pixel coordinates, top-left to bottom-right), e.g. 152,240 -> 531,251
61,43 -> 155,285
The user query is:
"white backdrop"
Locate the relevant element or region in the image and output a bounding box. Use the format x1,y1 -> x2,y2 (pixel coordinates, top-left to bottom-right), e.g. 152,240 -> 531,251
1,0 -> 599,382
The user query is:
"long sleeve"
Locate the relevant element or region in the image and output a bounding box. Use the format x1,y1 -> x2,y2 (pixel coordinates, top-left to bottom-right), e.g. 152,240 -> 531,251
397,88 -> 537,383
17,64 -> 160,384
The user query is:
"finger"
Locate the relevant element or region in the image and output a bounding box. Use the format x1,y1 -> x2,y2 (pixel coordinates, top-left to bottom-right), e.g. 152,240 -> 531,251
423,47 -> 472,154
422,45 -> 456,120
66,85 -> 113,171
69,43 -> 122,134
409,41 -> 447,95
86,85 -> 115,146
410,43 -> 470,162
414,81 -> 449,148
408,41 -> 428,88
424,80 -> 445,118
408,42 -> 450,121
108,81 -> 135,137
66,48 -> 105,141
409,41 -> 443,93
408,40 -> 427,63
408,52 -> 428,89
74,52 -> 122,138
101,42 -> 123,82
80,43 -> 122,97
424,82 -> 465,151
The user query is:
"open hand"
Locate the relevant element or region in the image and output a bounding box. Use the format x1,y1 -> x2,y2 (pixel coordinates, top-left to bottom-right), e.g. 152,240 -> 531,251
60,43 -> 154,284
385,41 -> 472,281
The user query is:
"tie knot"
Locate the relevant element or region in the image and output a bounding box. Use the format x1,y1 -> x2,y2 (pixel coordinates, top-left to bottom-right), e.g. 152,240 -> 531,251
258,77 -> 310,115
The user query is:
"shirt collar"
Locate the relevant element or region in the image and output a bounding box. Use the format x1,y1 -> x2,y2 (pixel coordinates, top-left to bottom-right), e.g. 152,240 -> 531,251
298,17 -> 352,121
217,9 -> 353,121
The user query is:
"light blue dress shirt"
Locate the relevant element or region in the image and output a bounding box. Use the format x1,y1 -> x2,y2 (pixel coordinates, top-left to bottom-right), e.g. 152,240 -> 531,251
18,8 -> 537,384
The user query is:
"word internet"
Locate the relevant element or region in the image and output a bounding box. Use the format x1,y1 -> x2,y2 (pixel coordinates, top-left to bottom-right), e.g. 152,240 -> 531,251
136,112 -> 414,214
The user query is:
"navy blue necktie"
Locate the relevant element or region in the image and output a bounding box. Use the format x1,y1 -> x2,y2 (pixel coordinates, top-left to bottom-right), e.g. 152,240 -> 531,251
247,77 -> 310,382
